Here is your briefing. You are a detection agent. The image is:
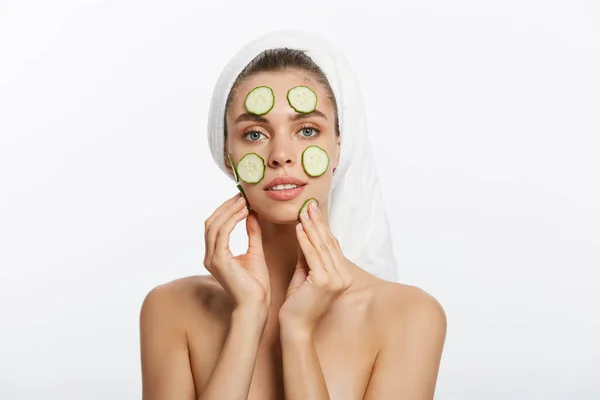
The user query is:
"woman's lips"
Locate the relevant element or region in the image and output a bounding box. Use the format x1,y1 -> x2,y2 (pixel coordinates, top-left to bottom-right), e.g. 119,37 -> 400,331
263,185 -> 306,201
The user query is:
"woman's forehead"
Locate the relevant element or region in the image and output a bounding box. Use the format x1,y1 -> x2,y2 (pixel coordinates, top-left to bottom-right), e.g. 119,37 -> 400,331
230,70 -> 334,116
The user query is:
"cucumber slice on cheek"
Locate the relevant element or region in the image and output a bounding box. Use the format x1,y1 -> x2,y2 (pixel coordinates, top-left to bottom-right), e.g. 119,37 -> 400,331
287,85 -> 318,114
245,86 -> 275,116
237,153 -> 266,184
227,152 -> 251,212
297,145 -> 329,220
227,152 -> 239,182
298,198 -> 318,222
302,145 -> 330,177
226,152 -> 266,213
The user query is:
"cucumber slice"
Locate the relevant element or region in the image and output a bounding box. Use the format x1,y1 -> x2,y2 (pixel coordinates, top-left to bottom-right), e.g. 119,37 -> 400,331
302,145 -> 330,177
227,152 -> 239,182
236,183 -> 250,212
227,152 -> 251,212
245,86 -> 275,116
237,153 -> 266,184
298,198 -> 318,221
287,85 -> 318,114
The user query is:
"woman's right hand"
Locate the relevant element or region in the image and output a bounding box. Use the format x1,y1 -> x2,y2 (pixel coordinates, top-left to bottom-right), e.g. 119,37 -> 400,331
204,193 -> 271,312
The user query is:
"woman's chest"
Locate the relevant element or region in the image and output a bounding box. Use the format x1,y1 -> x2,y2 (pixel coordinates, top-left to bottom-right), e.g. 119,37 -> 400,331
189,302 -> 379,400
247,325 -> 378,400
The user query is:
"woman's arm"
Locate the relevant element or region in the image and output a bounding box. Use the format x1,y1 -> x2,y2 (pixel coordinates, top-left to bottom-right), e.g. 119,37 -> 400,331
280,325 -> 330,400
198,306 -> 268,400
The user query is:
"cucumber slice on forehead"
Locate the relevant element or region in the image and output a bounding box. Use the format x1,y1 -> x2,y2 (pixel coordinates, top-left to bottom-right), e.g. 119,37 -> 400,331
298,198 -> 319,222
287,85 -> 318,114
302,145 -> 330,177
237,153 -> 266,184
227,152 -> 251,212
245,86 -> 275,116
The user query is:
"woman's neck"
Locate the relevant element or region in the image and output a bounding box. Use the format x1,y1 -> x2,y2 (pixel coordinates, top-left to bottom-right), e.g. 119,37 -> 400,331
254,207 -> 371,328
258,218 -> 300,310
256,205 -> 329,314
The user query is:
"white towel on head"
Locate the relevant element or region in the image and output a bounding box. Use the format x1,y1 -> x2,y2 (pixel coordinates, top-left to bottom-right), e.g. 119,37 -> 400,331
207,29 -> 399,282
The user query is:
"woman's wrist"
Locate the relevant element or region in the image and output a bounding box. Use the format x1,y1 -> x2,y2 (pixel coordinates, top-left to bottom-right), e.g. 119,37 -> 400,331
232,304 -> 269,327
279,318 -> 315,342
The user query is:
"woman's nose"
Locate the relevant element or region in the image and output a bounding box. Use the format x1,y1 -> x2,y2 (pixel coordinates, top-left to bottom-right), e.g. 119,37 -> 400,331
268,155 -> 294,169
267,138 -> 296,169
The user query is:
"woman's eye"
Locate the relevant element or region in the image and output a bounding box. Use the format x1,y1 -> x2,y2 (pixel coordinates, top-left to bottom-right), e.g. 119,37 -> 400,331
300,127 -> 318,138
243,131 -> 265,141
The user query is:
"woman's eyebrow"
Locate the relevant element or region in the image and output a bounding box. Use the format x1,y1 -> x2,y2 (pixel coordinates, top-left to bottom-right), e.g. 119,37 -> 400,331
234,113 -> 269,124
234,109 -> 328,124
291,109 -> 328,121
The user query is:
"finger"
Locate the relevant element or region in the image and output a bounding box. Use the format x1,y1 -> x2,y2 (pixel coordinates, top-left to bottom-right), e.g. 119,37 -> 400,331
296,238 -> 307,267
205,194 -> 244,262
288,242 -> 309,290
205,192 -> 242,234
299,208 -> 337,276
294,236 -> 312,283
296,222 -> 327,280
306,202 -> 347,277
205,194 -> 245,262
214,202 -> 249,259
245,211 -> 264,257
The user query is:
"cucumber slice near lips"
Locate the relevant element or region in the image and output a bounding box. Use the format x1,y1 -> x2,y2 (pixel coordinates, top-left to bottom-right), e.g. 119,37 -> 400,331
287,85 -> 318,114
237,152 -> 266,184
302,145 -> 330,177
298,198 -> 319,222
227,152 -> 251,212
245,86 -> 275,116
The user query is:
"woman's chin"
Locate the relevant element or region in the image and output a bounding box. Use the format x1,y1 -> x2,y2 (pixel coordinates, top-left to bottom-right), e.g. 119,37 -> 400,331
253,204 -> 302,225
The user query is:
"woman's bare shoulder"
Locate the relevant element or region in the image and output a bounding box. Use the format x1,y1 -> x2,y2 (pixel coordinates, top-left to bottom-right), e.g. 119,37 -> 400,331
370,280 -> 447,338
141,274 -> 233,321
139,275 -> 231,396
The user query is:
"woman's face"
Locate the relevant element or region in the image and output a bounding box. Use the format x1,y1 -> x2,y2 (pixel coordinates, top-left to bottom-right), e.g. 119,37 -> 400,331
225,69 -> 340,224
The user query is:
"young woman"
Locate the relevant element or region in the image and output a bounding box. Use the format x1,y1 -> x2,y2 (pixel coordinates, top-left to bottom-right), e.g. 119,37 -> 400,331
140,30 -> 446,400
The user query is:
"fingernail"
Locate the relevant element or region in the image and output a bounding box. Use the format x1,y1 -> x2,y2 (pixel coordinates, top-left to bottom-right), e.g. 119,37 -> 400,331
302,211 -> 309,220
310,201 -> 319,214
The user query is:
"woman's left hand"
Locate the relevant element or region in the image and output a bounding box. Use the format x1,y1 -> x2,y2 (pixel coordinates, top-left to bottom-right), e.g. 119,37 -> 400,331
279,200 -> 354,334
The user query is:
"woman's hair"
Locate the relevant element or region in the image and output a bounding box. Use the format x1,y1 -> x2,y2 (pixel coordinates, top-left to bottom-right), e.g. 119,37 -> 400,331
223,48 -> 340,142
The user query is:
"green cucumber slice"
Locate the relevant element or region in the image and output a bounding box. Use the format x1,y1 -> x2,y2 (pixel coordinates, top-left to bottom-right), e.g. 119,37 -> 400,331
298,198 -> 318,221
302,145 -> 329,177
227,152 -> 251,212
237,153 -> 266,184
287,85 -> 318,114
245,86 -> 275,116
236,183 -> 250,212
227,152 -> 239,182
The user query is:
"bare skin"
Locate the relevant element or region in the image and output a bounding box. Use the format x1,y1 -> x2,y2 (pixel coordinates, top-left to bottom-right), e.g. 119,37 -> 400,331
141,270 -> 446,399
140,68 -> 447,399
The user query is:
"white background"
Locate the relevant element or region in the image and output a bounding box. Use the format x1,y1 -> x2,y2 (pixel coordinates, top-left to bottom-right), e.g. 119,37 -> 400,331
1,0 -> 598,399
